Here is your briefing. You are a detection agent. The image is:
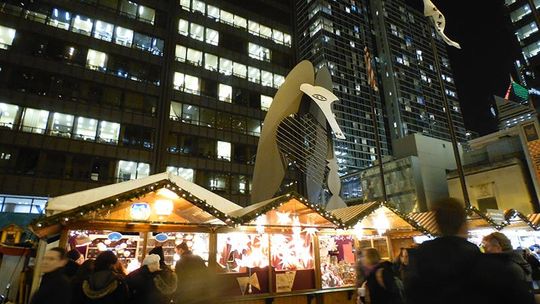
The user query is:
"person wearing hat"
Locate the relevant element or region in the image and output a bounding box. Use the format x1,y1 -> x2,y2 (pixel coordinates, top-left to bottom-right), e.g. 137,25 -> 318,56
127,253 -> 176,304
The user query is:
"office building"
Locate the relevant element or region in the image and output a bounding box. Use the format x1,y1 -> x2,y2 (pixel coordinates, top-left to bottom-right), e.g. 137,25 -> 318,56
505,0 -> 540,87
294,0 -> 466,175
0,0 -> 293,207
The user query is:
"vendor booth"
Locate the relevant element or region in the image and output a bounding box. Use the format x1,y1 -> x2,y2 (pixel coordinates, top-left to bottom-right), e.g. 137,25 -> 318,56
331,201 -> 432,260
501,209 -> 540,249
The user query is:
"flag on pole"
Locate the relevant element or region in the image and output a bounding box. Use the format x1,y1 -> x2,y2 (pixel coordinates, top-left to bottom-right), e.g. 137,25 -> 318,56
363,46 -> 379,92
423,0 -> 461,49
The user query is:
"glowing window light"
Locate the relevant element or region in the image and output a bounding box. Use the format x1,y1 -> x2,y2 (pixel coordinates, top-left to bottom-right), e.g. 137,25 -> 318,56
154,199 -> 174,216
374,208 -> 390,235
276,211 -> 291,225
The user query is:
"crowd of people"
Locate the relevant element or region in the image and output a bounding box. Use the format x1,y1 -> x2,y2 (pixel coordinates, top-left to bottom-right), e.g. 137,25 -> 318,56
356,198 -> 540,304
30,242 -> 213,304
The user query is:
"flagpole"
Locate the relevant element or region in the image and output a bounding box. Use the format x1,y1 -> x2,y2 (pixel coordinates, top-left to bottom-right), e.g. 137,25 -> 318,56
428,22 -> 471,207
363,46 -> 388,203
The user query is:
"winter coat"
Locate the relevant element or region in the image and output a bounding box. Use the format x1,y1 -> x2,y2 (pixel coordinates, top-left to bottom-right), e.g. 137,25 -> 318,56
175,252 -> 212,304
126,265 -> 177,304
364,261 -> 404,304
469,251 -> 535,304
82,270 -> 128,304
525,254 -> 540,281
64,260 -> 80,280
30,268 -> 71,304
405,236 -> 480,304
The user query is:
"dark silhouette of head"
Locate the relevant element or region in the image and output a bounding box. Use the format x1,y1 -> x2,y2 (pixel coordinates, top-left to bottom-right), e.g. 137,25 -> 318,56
433,198 -> 467,237
94,251 -> 118,272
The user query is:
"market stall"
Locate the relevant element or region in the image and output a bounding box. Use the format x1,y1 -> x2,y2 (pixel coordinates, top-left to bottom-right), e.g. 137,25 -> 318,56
29,172 -> 242,292
501,209 -> 540,249
408,206 -> 502,245
331,201 -> 432,261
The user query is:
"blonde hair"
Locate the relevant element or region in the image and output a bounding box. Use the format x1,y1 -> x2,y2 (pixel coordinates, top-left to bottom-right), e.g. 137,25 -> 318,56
362,248 -> 381,266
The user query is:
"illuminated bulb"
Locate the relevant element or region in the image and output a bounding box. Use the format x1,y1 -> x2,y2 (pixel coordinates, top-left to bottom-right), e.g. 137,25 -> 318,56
374,208 -> 390,236
255,215 -> 266,234
353,222 -> 364,239
276,211 -> 291,225
154,199 -> 174,216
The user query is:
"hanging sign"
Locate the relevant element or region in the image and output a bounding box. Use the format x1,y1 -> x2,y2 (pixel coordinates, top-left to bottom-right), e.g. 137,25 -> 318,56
155,233 -> 169,243
107,232 -> 123,242
130,203 -> 151,221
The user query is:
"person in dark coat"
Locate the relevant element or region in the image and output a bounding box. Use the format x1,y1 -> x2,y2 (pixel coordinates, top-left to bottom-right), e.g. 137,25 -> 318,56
405,198 -> 480,304
468,232 -> 535,304
175,242 -> 212,304
82,251 -> 128,304
358,247 -> 404,304
149,246 -> 178,302
30,247 -> 71,304
65,249 -> 84,279
127,253 -> 177,304
71,259 -> 95,304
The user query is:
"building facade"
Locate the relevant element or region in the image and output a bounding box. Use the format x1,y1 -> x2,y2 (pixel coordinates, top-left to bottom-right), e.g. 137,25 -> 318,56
294,0 -> 466,175
505,0 -> 540,87
0,0 -> 294,206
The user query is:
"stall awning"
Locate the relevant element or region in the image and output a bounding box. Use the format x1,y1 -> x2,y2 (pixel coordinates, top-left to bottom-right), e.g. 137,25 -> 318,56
527,213 -> 540,230
229,192 -> 344,229
30,173 -> 243,237
409,206 -> 504,236
331,202 -> 432,236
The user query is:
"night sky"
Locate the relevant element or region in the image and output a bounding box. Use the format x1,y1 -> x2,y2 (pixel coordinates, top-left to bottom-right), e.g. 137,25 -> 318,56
407,0 -> 523,135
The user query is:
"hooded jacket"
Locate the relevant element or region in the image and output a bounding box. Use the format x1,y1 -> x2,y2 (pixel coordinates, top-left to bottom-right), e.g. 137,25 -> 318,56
126,265 -> 177,304
82,270 -> 128,304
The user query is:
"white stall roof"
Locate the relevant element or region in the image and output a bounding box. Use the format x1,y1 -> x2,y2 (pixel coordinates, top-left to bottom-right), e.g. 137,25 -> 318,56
46,172 -> 242,214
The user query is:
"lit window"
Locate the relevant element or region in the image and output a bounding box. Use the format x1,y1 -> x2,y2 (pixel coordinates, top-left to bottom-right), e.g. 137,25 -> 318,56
180,0 -> 191,10
133,33 -> 153,51
170,101 -> 182,120
137,5 -> 155,24
233,15 -> 247,28
114,26 -> 134,47
284,33 -> 292,46
86,49 -> 108,71
173,72 -> 200,94
93,20 -> 113,42
0,25 -> 16,50
204,53 -> 218,71
0,103 -> 19,128
151,38 -> 164,56
248,119 -> 261,136
71,15 -> 93,35
182,104 -> 199,124
179,19 -> 189,36
261,95 -> 273,111
208,5 -> 220,19
248,67 -> 261,83
192,0 -> 205,14
233,62 -> 247,78
21,108 -> 49,134
187,48 -> 203,66
516,22 -> 539,41
218,84 -> 233,102
260,24 -> 272,38
184,74 -> 200,94
217,141 -> 231,161
50,112 -> 74,138
119,0 -> 138,17
273,74 -> 285,88
175,45 -> 187,62
74,117 -> 97,140
272,30 -> 284,44
98,120 -> 120,144
206,28 -> 219,45
220,10 -> 234,24
248,43 -> 271,61
190,23 -> 204,41
48,8 -> 71,30
116,160 -> 150,181
248,21 -> 260,35
261,70 -> 273,87
219,58 -> 233,75
511,4 -> 532,22
167,166 -> 195,182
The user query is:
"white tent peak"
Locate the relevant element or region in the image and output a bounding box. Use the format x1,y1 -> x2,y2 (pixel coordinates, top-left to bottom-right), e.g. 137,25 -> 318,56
46,172 -> 242,215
